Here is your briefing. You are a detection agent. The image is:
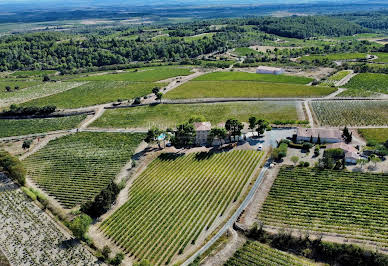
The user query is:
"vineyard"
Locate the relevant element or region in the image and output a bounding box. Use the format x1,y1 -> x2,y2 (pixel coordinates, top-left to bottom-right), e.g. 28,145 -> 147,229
358,128 -> 388,144
193,71 -> 313,84
0,115 -> 86,138
233,47 -> 261,56
21,81 -> 164,109
343,73 -> 388,95
225,240 -> 316,266
301,53 -> 368,62
100,150 -> 264,265
74,66 -> 192,82
310,100 -> 388,126
320,70 -> 351,86
91,101 -> 299,129
258,167 -> 388,249
0,82 -> 85,107
165,81 -> 334,99
23,132 -> 145,208
0,174 -> 99,265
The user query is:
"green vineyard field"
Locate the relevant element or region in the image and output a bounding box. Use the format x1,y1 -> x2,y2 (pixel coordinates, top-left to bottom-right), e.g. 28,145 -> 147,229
23,132 -> 145,208
225,240 -> 316,266
101,150 -> 264,265
258,167 -> 388,248
343,73 -> 388,96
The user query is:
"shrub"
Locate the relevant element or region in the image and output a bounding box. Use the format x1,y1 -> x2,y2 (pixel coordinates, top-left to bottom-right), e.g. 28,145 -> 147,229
110,253 -> 124,266
302,142 -> 313,151
0,150 -> 26,185
21,187 -> 37,201
133,97 -> 141,105
68,214 -> 92,240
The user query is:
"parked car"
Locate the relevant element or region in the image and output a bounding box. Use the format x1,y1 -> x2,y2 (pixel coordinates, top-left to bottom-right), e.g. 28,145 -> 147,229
257,145 -> 263,151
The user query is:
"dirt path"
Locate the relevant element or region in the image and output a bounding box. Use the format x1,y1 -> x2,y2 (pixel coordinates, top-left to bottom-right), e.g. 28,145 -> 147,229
324,88 -> 346,98
79,104 -> 108,129
19,133 -> 68,160
304,101 -> 314,128
335,71 -> 356,87
202,228 -> 246,266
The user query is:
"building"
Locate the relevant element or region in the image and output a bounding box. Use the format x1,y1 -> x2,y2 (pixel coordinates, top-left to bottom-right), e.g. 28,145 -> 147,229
256,66 -> 284,75
296,128 -> 342,144
194,122 -> 211,146
326,142 -> 360,164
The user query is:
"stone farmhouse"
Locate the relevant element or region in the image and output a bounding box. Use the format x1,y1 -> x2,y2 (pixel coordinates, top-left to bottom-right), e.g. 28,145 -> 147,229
194,122 -> 211,146
326,142 -> 361,164
296,128 -> 342,144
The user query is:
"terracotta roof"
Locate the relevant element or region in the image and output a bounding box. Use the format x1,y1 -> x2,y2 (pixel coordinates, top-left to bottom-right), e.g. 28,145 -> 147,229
194,122 -> 211,131
326,142 -> 358,153
297,128 -> 342,140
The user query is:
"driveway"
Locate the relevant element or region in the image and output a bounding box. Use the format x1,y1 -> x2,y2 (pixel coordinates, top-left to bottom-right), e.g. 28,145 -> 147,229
241,128 -> 296,150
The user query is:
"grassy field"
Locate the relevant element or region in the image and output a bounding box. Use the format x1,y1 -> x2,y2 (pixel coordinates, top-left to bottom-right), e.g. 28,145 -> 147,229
0,175 -> 99,265
372,52 -> 388,63
320,70 -> 351,86
226,240 -> 316,266
311,100 -> 388,126
358,128 -> 388,144
21,81 -> 164,109
100,150 -> 264,265
165,81 -> 334,99
10,70 -> 57,78
259,167 -> 388,248
194,71 -> 313,84
233,47 -> 261,56
74,66 -> 192,82
0,82 -> 85,107
0,115 -> 86,138
0,80 -> 41,97
23,132 -> 145,208
301,53 -> 368,62
342,73 -> 388,96
91,101 -> 299,129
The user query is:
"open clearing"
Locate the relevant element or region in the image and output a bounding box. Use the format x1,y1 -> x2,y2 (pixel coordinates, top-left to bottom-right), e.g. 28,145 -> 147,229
91,101 -> 299,129
100,150 -> 263,265
23,132 -> 144,208
311,100 -> 388,126
165,81 -> 334,99
74,66 -> 192,82
233,47 -> 261,56
258,167 -> 388,249
194,72 -> 313,84
341,73 -> 388,96
0,174 -> 99,265
226,240 -> 317,266
0,115 -> 86,138
358,128 -> 388,144
301,53 -> 368,62
21,81 -> 164,109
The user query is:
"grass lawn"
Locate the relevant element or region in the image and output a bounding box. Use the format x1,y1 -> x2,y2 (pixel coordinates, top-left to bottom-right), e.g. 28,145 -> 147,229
358,128 -> 388,144
165,81 -> 334,99
10,70 -> 57,78
0,115 -> 86,138
21,81 -> 164,109
342,73 -> 388,96
0,81 -> 41,98
233,47 -> 261,56
91,101 -> 299,129
194,71 -> 313,84
372,52 -> 388,63
74,66 -> 192,82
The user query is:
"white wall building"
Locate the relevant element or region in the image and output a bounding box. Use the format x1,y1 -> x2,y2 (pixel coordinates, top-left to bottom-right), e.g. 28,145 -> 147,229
296,128 -> 342,144
194,122 -> 211,146
256,66 -> 284,75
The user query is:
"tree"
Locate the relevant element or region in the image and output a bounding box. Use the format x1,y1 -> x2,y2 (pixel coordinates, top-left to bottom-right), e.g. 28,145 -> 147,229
144,127 -> 163,149
342,126 -> 352,144
188,115 -> 205,123
5,86 -> 11,92
369,155 -> 381,167
152,87 -> 160,95
110,253 -> 124,266
248,116 -> 257,134
256,119 -> 269,136
208,127 -> 227,145
22,139 -> 33,150
357,158 -> 368,169
133,97 -> 141,105
43,75 -> 50,82
81,182 -> 120,217
156,92 -> 163,103
225,119 -> 243,142
0,150 -> 26,185
68,214 -> 92,239
317,135 -> 321,145
171,122 -> 196,148
291,156 -> 299,165
102,245 -> 111,261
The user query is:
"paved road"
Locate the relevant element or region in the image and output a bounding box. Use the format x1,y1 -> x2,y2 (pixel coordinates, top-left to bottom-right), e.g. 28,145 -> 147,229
183,161 -> 269,266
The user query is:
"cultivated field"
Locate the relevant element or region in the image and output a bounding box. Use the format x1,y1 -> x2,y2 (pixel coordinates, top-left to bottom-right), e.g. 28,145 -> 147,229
0,174 -> 99,265
0,82 -> 85,107
23,132 -> 145,208
311,100 -> 388,126
342,73 -> 388,96
21,81 -> 164,109
258,167 -> 388,248
0,115 -> 86,138
194,72 -> 313,84
233,47 -> 261,56
9,70 -> 57,78
0,80 -> 40,95
74,66 -> 192,82
165,81 -> 334,99
91,101 -> 300,129
320,70 -> 351,86
101,150 -> 264,265
225,240 -> 316,266
301,53 -> 368,62
358,128 -> 388,144
372,52 -> 388,63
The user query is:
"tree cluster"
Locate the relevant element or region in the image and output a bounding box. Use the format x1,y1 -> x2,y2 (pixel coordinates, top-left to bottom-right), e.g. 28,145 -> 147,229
1,105 -> 56,117
0,150 -> 26,185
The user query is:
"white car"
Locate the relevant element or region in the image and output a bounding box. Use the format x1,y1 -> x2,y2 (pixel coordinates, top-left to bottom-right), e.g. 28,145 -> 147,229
257,145 -> 263,151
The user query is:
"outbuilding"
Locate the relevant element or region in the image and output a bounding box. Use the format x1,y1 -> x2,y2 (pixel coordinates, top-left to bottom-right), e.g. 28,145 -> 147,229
256,66 -> 284,75
326,142 -> 361,164
296,128 -> 342,144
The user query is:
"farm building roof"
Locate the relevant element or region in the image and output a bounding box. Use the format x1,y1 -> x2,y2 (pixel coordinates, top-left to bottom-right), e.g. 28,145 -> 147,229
194,122 -> 211,131
256,66 -> 284,71
326,142 -> 358,153
345,151 -> 361,160
297,128 -> 342,140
